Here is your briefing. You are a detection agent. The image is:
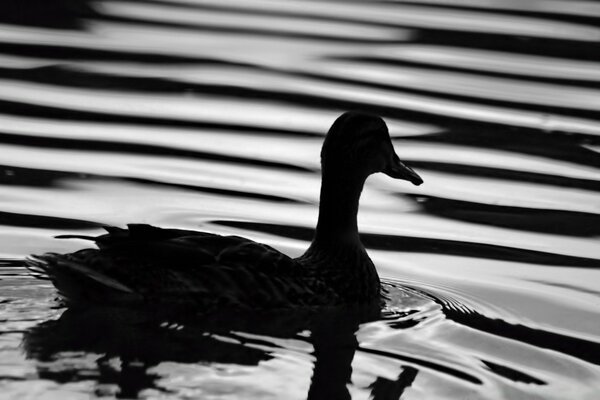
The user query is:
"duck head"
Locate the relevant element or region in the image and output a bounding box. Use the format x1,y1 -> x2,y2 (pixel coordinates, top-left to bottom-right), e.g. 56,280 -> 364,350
321,111 -> 423,185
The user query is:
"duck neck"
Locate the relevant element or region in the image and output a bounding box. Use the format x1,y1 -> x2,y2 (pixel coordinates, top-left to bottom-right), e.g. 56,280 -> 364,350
312,169 -> 366,247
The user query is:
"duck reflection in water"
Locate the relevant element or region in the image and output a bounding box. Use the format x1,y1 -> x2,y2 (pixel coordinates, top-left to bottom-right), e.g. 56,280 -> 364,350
23,304 -> 418,399
25,112 -> 423,398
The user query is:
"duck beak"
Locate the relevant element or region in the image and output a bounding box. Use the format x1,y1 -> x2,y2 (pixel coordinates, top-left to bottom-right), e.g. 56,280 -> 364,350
383,154 -> 423,186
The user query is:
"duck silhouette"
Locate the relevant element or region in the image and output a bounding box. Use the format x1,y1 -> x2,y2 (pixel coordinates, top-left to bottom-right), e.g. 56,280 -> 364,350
27,111 -> 423,310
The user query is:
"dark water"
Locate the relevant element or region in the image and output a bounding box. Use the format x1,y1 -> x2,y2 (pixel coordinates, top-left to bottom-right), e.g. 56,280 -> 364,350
1,0 -> 600,398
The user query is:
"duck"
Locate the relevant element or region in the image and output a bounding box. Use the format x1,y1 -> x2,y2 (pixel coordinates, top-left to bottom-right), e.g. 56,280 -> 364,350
27,111 -> 423,310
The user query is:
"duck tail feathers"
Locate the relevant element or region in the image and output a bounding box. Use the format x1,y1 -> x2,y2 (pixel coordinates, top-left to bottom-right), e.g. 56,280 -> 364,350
26,253 -> 140,305
25,255 -> 54,280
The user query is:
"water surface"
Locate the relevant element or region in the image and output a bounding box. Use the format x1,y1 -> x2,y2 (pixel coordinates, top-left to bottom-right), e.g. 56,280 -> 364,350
1,0 -> 599,399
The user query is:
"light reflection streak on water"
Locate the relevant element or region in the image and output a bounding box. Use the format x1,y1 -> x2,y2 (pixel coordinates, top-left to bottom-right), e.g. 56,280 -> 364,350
3,78 -> 600,136
371,46 -> 600,81
3,113 -> 598,181
384,0 -> 600,18
65,60 -> 600,112
96,0 -> 411,41
153,0 -> 600,40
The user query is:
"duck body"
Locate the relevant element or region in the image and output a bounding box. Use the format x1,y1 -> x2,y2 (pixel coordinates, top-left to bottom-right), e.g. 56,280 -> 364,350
28,112 -> 422,310
30,223 -> 377,310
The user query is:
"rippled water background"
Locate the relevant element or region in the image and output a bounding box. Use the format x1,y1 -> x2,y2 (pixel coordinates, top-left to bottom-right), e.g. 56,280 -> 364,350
1,0 -> 600,399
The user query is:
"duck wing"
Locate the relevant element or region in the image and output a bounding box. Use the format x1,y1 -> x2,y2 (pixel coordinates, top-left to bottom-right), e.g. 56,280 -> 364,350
28,224 -> 327,309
